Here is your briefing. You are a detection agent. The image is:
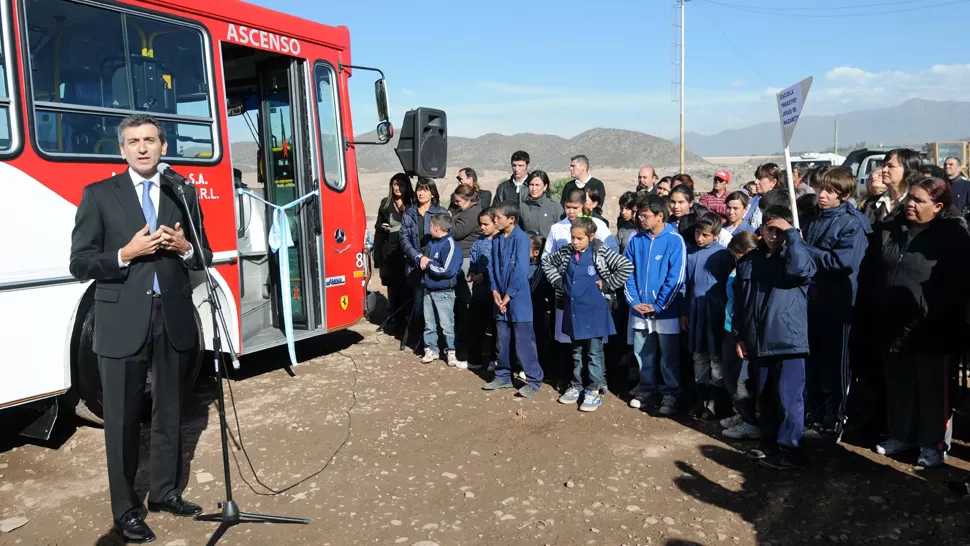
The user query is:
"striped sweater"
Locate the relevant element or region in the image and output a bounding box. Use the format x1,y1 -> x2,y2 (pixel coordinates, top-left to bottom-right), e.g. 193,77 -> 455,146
541,238 -> 634,305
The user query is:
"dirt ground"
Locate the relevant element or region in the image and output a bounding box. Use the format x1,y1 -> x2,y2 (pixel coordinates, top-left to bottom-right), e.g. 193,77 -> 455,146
3,295 -> 970,546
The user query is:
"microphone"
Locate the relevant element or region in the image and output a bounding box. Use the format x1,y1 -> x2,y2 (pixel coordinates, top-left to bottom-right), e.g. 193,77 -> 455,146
157,162 -> 190,187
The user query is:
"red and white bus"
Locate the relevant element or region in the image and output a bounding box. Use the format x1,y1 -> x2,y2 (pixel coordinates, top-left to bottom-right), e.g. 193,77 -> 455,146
0,0 -> 400,429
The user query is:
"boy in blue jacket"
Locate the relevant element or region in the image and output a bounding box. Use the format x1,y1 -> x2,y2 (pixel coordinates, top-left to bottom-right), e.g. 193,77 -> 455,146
419,213 -> 466,368
483,203 -> 544,398
800,168 -> 871,441
624,194 -> 687,416
683,212 -> 735,420
734,205 -> 817,470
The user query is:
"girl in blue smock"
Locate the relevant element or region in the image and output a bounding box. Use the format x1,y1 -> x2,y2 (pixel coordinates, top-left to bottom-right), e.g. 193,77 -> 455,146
542,217 -> 633,412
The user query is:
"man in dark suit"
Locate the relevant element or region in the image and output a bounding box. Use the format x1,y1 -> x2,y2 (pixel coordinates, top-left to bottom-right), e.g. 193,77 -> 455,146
70,114 -> 212,543
560,154 -> 607,207
448,167 -> 492,211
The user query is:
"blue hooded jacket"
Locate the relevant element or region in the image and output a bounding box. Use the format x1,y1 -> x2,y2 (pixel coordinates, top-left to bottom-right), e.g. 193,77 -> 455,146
623,224 -> 687,322
733,228 -> 817,358
801,201 -> 872,320
422,234 -> 461,291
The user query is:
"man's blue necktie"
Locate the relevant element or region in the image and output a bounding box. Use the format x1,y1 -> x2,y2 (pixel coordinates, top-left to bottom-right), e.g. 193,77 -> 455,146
141,180 -> 161,294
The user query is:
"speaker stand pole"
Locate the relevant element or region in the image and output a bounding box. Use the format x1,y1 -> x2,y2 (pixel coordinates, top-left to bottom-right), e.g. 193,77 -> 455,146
170,182 -> 309,545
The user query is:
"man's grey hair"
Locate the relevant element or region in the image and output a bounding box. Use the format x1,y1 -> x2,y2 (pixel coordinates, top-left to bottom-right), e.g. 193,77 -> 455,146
945,156 -> 962,166
117,114 -> 167,144
570,154 -> 589,168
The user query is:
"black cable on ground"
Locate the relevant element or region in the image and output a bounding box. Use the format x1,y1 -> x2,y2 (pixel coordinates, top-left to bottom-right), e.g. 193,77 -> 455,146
219,349 -> 360,496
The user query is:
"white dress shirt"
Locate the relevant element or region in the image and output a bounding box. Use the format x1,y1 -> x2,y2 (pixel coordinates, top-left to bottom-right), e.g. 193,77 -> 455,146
574,175 -> 592,189
542,216 -> 615,257
118,167 -> 195,267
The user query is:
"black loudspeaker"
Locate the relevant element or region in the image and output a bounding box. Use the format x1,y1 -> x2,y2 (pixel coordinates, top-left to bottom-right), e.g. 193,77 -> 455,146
395,108 -> 447,178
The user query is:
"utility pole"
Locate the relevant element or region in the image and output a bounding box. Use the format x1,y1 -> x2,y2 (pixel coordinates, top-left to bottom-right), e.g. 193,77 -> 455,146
833,118 -> 839,155
671,1 -> 687,173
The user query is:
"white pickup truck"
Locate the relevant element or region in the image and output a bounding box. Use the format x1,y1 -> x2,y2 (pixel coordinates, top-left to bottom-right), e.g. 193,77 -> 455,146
790,152 -> 847,171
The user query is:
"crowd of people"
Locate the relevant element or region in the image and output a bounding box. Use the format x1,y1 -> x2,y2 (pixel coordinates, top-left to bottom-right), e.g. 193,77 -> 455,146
371,149 -> 970,472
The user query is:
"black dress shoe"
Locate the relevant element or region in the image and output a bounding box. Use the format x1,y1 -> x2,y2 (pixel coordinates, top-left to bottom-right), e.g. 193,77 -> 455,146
147,493 -> 203,517
117,511 -> 155,544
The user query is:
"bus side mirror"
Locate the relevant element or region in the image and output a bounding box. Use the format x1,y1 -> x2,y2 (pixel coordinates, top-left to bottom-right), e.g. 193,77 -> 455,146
375,78 -> 389,122
375,121 -> 393,144
395,107 -> 447,179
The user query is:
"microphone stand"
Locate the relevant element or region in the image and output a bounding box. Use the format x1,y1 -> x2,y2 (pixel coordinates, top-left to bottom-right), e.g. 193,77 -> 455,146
168,179 -> 309,546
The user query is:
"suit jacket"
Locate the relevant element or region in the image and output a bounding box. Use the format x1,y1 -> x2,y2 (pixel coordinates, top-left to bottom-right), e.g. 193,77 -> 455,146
69,172 -> 213,358
559,177 -> 606,207
494,178 -> 527,206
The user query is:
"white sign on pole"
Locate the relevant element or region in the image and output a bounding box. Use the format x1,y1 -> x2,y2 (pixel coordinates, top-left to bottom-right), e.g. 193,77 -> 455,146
776,76 -> 813,229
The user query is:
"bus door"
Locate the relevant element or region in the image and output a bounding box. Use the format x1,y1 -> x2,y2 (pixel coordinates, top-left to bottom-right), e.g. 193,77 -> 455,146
310,61 -> 360,331
257,58 -> 323,339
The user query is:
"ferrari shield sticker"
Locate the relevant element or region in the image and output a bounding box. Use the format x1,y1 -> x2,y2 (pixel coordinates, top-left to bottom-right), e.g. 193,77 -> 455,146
340,295 -> 349,310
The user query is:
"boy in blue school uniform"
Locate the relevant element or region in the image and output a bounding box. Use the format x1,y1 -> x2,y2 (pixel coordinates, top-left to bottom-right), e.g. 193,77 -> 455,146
800,168 -> 871,440
419,213 -> 466,368
624,194 -> 687,416
683,212 -> 735,420
542,217 -> 633,411
482,203 -> 544,398
733,205 -> 817,470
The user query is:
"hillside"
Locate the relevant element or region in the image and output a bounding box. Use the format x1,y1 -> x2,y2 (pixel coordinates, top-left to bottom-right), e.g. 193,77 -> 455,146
351,127 -> 707,173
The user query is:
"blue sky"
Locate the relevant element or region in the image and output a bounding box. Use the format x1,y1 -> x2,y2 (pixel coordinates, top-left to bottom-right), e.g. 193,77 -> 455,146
249,0 -> 970,139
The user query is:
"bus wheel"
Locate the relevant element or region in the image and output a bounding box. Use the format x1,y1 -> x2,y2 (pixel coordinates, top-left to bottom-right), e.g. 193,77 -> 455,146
72,303 -> 104,426
72,304 -> 206,427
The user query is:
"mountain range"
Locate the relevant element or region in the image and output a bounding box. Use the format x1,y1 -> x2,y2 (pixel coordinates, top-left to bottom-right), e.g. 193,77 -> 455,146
681,99 -> 969,156
352,127 -> 706,173
228,99 -> 968,175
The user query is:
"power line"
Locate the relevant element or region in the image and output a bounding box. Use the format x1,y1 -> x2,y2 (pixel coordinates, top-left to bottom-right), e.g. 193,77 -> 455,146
696,0 -> 771,86
699,0 -> 970,17
700,0 -> 941,11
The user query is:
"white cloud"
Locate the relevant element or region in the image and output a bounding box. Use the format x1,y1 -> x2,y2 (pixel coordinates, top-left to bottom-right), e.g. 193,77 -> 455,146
824,66 -> 877,86
818,64 -> 970,107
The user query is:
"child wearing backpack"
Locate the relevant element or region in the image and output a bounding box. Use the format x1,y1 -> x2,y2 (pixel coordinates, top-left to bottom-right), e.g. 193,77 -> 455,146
542,218 -> 633,411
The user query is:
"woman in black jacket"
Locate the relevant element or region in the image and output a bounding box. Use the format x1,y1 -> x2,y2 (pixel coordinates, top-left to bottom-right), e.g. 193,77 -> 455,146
373,173 -> 414,332
449,167 -> 492,213
875,148 -> 923,222
451,183 -> 483,360
864,177 -> 970,468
